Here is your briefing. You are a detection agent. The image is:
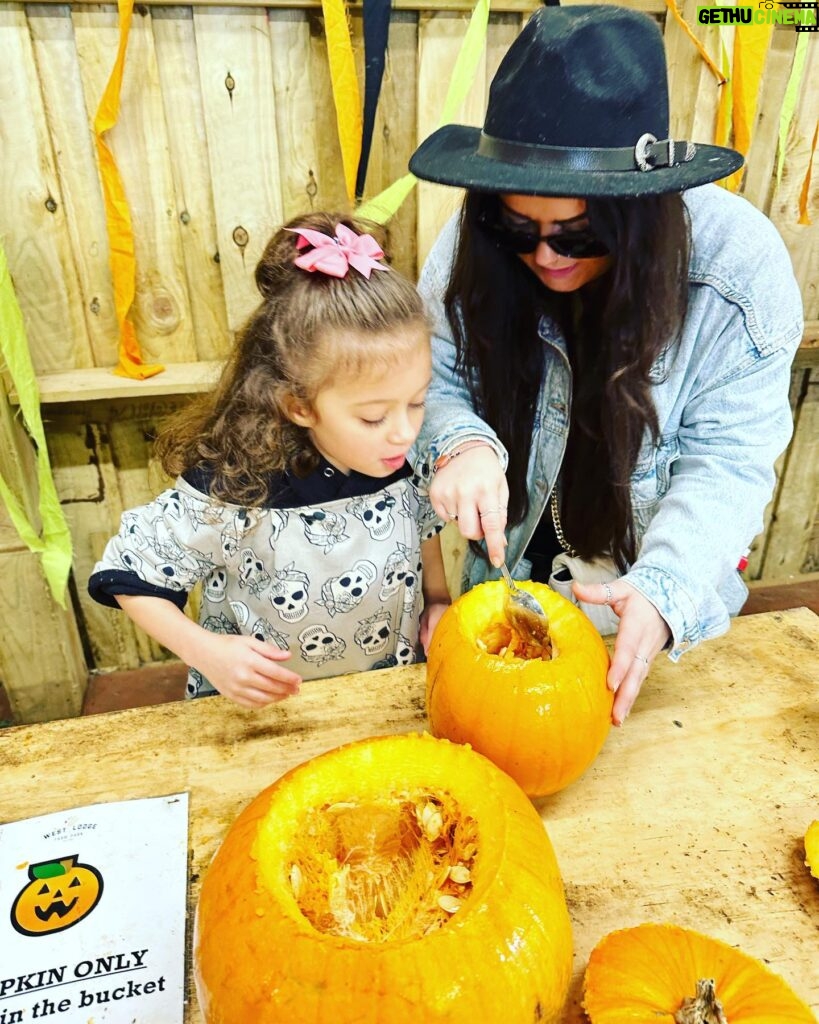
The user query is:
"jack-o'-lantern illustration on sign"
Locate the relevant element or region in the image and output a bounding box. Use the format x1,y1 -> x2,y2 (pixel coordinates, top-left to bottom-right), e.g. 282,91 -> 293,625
10,855 -> 103,936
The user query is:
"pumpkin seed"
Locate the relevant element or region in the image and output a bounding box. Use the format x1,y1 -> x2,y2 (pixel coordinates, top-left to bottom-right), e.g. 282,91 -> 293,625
417,801 -> 444,841
437,894 -> 461,913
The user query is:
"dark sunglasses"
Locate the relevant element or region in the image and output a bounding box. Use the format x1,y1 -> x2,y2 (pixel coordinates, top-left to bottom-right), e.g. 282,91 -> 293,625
478,209 -> 610,259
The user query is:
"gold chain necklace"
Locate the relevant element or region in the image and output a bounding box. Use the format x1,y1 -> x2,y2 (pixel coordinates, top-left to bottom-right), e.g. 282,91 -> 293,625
550,489 -> 579,557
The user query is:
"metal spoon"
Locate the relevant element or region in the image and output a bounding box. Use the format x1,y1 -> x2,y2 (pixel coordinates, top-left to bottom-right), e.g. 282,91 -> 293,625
499,562 -> 550,645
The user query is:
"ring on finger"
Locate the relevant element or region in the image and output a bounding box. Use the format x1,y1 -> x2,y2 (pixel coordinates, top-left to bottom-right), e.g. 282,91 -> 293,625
603,582 -> 614,605
633,653 -> 649,666
479,507 -> 504,517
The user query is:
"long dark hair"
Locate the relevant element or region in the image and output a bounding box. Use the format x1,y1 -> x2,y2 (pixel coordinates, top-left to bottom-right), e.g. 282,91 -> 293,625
445,190 -> 690,570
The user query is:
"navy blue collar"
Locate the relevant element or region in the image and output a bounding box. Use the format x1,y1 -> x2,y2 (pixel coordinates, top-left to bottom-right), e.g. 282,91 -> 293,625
184,456 -> 412,509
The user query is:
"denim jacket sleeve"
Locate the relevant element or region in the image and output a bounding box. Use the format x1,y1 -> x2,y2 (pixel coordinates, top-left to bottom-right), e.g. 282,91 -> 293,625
622,187 -> 804,659
411,214 -> 509,478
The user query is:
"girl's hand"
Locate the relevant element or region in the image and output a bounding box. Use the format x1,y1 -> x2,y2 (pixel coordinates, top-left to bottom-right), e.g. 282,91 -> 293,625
571,579 -> 671,727
429,446 -> 509,567
191,633 -> 302,709
420,599 -> 451,654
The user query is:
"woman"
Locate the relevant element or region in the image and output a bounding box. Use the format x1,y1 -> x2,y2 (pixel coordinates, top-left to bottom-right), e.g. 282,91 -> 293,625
408,4 -> 803,724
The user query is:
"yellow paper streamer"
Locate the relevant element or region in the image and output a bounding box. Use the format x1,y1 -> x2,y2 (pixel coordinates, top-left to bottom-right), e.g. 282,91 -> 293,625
723,17 -> 774,192
777,33 -> 810,186
664,0 -> 726,85
358,0 -> 492,224
94,0 -> 163,380
322,0 -> 363,204
439,0 -> 492,126
0,245 -> 72,607
799,121 -> 817,226
357,172 -> 418,223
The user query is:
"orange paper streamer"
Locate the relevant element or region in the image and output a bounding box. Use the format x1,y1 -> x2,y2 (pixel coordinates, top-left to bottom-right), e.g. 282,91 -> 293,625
799,121 -> 817,226
664,0 -> 726,85
93,0 -> 163,380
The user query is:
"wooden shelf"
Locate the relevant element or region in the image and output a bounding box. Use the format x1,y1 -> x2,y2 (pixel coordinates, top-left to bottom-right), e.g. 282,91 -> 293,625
9,361 -> 224,405
7,320 -> 817,408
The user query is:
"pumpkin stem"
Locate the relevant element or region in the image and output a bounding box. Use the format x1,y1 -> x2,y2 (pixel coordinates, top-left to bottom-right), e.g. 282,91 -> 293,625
673,979 -> 729,1024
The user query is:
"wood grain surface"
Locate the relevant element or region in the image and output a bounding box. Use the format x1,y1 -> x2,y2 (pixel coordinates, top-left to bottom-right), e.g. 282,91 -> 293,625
2,608 -> 817,1020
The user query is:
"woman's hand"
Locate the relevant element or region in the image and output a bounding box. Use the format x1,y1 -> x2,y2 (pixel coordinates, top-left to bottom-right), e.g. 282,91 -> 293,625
429,445 -> 509,567
191,633 -> 302,709
572,579 -> 671,726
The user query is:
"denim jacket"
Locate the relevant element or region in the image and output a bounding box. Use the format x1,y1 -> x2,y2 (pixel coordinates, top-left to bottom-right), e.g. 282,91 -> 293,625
413,184 -> 803,660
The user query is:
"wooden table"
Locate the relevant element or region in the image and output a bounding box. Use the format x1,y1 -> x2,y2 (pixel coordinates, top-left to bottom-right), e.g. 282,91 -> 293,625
2,608 -> 818,1021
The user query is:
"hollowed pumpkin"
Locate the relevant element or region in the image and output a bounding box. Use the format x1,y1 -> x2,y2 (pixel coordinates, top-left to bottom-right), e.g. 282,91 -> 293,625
583,923 -> 815,1023
806,819 -> 819,881
426,581 -> 612,797
194,732 -> 573,1023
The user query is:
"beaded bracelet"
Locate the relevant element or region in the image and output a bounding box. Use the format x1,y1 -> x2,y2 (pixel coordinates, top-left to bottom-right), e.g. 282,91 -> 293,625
432,440 -> 494,474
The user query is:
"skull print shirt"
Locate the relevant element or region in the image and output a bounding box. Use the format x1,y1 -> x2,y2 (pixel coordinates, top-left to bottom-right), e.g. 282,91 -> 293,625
89,459 -> 443,697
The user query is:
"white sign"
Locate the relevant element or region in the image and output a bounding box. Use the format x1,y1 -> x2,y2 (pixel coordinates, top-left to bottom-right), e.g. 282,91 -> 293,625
0,793 -> 188,1024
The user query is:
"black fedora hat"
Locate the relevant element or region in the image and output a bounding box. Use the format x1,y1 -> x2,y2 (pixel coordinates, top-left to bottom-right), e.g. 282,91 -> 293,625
409,4 -> 743,197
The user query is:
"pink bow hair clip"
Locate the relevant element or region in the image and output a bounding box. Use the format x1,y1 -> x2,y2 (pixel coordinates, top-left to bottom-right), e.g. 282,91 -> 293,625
287,223 -> 388,279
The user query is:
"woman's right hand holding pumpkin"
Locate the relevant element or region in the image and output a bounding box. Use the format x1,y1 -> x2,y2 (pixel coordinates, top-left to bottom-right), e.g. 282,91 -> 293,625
429,445 -> 509,567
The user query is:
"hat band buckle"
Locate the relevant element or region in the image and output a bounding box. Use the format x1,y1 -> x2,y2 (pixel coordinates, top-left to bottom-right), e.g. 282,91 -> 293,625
633,133 -> 697,172
477,131 -> 697,174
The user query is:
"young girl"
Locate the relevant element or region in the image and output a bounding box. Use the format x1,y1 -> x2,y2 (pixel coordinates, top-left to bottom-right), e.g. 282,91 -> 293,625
89,213 -> 450,708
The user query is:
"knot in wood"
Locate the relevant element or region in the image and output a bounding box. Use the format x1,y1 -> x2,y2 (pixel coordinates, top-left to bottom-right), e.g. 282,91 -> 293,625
150,291 -> 179,331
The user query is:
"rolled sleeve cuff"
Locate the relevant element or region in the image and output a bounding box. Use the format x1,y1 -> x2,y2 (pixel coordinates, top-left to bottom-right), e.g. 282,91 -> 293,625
88,570 -> 189,611
621,565 -> 713,662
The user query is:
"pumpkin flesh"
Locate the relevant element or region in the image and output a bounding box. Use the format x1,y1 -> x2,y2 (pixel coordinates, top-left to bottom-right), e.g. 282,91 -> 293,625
289,792 -> 479,941
427,581 -> 612,797
195,732 -> 573,1023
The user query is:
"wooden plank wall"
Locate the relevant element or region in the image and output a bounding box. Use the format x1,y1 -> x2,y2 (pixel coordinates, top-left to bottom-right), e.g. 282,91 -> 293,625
0,0 -> 816,722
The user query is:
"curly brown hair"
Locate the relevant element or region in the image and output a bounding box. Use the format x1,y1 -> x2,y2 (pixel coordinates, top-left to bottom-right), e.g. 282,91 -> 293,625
155,212 -> 428,506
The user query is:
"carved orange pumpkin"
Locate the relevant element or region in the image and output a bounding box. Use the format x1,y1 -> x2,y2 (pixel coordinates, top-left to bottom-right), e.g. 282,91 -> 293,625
806,820 -> 819,881
11,855 -> 103,936
426,581 -> 612,797
194,732 -> 572,1023
583,923 -> 815,1023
